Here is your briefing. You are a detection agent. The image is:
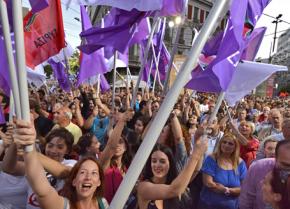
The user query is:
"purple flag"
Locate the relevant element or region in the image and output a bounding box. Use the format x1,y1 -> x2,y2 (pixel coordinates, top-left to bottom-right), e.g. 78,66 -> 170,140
241,27 -> 266,61
153,18 -> 166,52
186,0 -> 271,93
100,74 -> 110,92
29,0 -> 49,14
0,106 -> 6,124
0,0 -> 13,36
225,61 -> 287,106
186,0 -> 249,93
76,6 -> 109,87
0,33 -> 13,95
63,0 -> 163,12
247,0 -> 272,26
202,31 -> 223,56
159,0 -> 187,16
79,9 -> 148,54
48,59 -> 71,92
64,0 -> 186,16
151,43 -> 170,81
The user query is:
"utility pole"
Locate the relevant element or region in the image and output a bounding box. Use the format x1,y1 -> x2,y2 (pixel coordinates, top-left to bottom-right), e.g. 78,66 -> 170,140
272,14 -> 282,52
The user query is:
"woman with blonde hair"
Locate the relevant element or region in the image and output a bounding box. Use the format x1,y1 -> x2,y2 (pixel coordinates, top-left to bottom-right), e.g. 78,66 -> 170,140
198,133 -> 247,209
230,120 -> 260,167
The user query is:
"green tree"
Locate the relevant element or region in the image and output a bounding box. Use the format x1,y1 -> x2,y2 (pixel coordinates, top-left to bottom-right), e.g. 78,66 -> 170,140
68,50 -> 80,75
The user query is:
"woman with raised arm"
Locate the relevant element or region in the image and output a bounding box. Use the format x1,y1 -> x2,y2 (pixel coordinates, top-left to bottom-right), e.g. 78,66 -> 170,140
13,119 -> 108,209
137,132 -> 208,209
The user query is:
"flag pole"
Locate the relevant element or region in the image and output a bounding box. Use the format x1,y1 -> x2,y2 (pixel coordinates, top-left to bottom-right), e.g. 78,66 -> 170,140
131,17 -> 160,108
145,59 -> 154,89
208,92 -> 225,124
126,67 -> 130,88
151,41 -> 160,95
0,0 -> 22,119
12,0 -> 30,121
108,1 -> 230,208
112,51 -> 118,111
9,91 -> 14,122
96,74 -> 101,97
162,22 -> 183,95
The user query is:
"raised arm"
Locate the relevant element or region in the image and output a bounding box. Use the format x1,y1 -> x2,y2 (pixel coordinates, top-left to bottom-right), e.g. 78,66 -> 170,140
13,120 -> 64,209
38,153 -> 71,179
74,98 -> 84,127
1,124 -> 25,175
99,109 -> 134,170
137,136 -> 207,202
83,105 -> 98,130
229,121 -> 248,145
95,97 -> 110,116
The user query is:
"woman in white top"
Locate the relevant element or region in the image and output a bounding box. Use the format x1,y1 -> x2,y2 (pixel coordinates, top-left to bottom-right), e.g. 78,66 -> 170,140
14,119 -> 108,209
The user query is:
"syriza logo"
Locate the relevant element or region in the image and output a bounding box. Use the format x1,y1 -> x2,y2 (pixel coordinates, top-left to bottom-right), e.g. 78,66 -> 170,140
24,14 -> 38,32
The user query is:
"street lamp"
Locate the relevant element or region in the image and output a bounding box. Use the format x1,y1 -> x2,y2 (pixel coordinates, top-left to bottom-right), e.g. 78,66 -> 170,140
175,16 -> 182,25
168,20 -> 174,28
272,14 -> 283,52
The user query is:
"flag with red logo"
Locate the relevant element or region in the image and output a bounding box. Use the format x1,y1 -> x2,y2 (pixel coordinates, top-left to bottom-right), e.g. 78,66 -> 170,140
24,0 -> 65,68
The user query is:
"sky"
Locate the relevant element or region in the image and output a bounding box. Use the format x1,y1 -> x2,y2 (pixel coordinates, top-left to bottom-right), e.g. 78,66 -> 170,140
255,0 -> 290,59
21,0 -> 290,60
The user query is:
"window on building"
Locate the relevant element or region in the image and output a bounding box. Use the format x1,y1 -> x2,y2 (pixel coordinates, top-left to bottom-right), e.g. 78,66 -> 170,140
187,5 -> 193,20
179,28 -> 185,44
193,7 -> 199,22
200,10 -> 204,23
206,11 -> 209,18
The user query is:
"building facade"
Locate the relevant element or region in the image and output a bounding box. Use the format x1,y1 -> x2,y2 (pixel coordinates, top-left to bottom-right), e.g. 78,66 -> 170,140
88,1 -> 218,74
271,28 -> 290,94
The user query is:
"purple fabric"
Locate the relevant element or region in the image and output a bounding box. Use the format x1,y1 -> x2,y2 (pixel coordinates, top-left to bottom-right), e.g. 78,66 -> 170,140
0,106 -> 5,124
79,9 -> 149,54
65,0 -> 186,16
247,0 -> 272,26
104,47 -> 129,66
185,0 -> 270,93
241,27 -> 266,61
186,0 -> 249,92
203,31 -> 223,56
159,0 -> 186,16
239,158 -> 275,209
76,6 -> 109,87
48,59 -> 71,92
0,1 -> 13,36
151,43 -> 170,81
65,0 -> 163,12
29,0 -> 49,13
100,74 -> 110,92
0,33 -> 14,95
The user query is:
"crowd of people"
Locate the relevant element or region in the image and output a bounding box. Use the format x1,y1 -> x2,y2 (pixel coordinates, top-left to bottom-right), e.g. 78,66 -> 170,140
0,84 -> 289,209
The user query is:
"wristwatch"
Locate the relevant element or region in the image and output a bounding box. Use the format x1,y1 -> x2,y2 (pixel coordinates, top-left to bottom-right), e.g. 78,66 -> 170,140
24,144 -> 34,153
224,187 -> 230,196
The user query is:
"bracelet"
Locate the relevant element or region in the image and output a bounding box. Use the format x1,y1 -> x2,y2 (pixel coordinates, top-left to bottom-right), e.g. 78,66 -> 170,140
24,144 -> 34,153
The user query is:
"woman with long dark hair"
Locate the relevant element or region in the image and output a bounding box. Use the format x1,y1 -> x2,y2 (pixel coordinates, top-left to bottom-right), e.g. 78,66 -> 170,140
137,135 -> 207,209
